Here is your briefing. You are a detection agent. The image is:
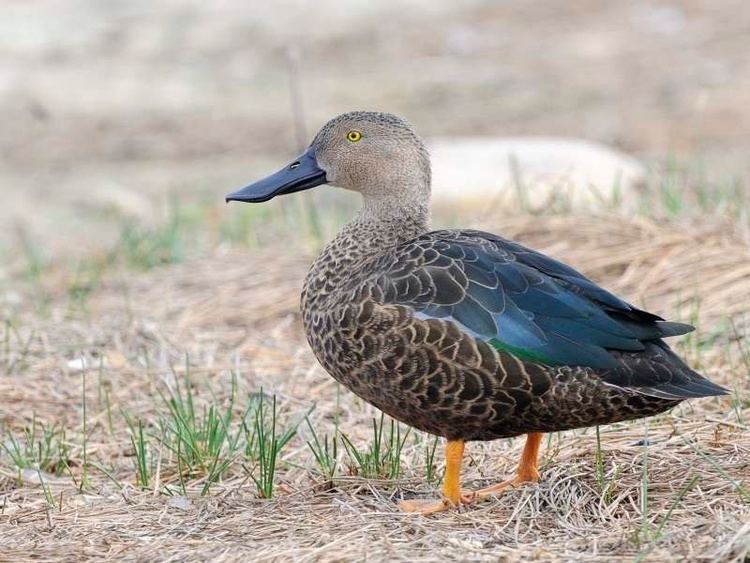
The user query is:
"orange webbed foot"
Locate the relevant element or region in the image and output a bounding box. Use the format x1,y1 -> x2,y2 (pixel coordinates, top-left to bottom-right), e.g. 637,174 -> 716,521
400,439 -> 469,515
399,433 -> 544,514
399,492 -> 475,515
464,471 -> 539,501
463,432 -> 543,501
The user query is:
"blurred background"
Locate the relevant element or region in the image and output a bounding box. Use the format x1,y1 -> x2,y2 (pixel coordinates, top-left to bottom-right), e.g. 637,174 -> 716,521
2,0 -> 749,265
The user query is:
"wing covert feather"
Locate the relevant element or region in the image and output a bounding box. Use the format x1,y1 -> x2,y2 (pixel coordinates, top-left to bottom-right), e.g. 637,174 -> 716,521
368,230 -> 693,370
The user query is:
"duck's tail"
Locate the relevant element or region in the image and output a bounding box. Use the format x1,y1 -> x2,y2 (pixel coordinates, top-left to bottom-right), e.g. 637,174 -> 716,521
607,340 -> 731,400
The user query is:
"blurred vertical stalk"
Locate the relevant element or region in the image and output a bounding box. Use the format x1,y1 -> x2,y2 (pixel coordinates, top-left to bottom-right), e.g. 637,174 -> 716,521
287,44 -> 308,154
287,44 -> 324,250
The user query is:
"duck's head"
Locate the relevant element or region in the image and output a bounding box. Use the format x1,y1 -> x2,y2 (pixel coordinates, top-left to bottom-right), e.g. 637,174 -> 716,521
226,111 -> 430,205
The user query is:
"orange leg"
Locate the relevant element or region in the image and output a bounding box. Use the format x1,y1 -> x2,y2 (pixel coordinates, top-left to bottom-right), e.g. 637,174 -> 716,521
400,439 -> 473,515
467,432 -> 543,499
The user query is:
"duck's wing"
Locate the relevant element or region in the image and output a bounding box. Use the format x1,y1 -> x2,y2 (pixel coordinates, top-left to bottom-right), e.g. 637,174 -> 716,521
367,229 -> 728,399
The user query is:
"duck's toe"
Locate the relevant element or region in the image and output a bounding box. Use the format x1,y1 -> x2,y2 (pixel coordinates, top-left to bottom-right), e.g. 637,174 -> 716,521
464,474 -> 538,501
399,493 -> 474,515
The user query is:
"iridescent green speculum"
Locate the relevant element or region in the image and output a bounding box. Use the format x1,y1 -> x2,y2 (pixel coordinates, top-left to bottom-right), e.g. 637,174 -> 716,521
488,339 -> 553,365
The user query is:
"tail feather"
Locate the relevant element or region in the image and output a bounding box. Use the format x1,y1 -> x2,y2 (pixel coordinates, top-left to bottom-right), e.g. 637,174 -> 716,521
606,340 -> 730,400
614,319 -> 694,341
637,379 -> 730,400
654,321 -> 695,337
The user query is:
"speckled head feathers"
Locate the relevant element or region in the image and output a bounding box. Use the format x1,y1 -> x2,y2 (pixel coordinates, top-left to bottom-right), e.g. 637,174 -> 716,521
313,112 -> 420,144
310,111 -> 431,199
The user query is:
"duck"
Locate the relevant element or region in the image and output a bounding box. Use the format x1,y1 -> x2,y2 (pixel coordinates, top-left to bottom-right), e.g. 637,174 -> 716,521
226,111 -> 728,515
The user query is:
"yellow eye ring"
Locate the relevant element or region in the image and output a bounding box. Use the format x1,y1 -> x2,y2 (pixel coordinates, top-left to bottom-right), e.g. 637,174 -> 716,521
346,130 -> 362,142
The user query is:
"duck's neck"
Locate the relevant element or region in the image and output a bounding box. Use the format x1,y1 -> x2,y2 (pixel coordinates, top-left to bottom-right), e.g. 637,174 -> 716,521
334,193 -> 430,264
302,190 -> 430,304
357,190 -> 431,244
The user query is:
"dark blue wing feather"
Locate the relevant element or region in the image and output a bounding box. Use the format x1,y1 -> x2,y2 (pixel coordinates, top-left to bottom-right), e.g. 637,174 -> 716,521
376,229 -> 694,370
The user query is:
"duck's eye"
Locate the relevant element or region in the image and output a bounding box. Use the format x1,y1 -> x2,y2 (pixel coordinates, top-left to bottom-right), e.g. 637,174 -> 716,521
346,130 -> 362,143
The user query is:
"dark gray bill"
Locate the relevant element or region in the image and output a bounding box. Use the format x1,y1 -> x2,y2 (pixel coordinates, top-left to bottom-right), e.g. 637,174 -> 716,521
225,147 -> 327,203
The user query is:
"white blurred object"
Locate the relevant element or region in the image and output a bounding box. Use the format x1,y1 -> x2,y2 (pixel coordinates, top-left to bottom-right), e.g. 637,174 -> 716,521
427,137 -> 646,211
67,357 -> 92,371
20,468 -> 61,485
168,496 -> 193,511
66,352 -> 127,372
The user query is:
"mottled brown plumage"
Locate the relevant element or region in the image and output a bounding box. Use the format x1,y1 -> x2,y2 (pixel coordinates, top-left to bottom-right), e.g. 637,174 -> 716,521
302,227 -> 705,441
227,111 -> 728,513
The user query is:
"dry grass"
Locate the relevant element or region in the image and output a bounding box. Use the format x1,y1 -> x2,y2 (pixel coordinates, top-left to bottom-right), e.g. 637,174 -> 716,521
1,213 -> 749,562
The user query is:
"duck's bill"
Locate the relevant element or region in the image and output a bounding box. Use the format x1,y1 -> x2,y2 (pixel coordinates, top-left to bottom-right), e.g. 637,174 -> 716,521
225,147 -> 328,203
